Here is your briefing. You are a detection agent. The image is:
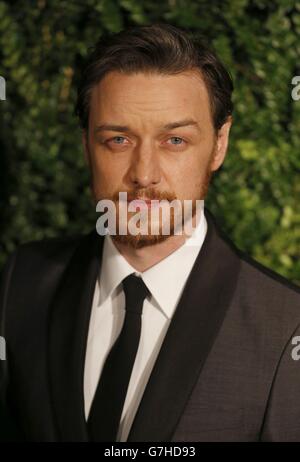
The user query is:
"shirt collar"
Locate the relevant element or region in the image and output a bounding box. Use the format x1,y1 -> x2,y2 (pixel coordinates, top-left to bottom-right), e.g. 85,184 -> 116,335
98,206 -> 207,319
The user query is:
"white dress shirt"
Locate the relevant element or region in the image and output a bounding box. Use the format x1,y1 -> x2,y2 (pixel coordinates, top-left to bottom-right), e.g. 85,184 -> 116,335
84,207 -> 208,441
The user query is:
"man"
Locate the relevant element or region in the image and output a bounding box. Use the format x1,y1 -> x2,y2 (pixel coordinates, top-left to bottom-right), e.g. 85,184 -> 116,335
1,23 -> 300,442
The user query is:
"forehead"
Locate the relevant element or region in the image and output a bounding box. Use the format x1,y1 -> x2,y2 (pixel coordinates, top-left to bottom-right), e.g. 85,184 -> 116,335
89,70 -> 212,126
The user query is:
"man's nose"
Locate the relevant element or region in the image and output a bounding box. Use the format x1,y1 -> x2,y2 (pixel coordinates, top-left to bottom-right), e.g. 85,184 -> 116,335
127,143 -> 161,188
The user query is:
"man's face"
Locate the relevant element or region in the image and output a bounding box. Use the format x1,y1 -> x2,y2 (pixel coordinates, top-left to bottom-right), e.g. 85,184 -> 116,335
83,70 -> 231,248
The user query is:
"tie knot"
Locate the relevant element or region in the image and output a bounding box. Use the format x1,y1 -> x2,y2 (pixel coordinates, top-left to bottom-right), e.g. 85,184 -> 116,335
122,274 -> 149,315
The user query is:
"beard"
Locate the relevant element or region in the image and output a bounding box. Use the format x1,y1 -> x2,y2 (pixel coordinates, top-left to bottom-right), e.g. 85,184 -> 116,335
94,157 -> 214,250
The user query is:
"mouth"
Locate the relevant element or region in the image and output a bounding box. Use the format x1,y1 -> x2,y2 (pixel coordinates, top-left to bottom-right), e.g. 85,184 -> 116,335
127,198 -> 160,209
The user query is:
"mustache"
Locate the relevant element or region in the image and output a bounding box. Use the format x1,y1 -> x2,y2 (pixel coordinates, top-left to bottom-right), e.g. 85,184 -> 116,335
111,188 -> 177,203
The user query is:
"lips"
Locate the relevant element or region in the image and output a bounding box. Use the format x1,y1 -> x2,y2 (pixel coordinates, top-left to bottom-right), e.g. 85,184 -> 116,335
128,198 -> 160,208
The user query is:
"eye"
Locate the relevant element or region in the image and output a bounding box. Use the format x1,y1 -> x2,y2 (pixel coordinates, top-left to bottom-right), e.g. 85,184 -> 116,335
166,137 -> 186,146
110,136 -> 127,144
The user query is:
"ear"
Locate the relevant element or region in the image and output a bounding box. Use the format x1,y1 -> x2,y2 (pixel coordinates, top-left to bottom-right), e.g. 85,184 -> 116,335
210,117 -> 232,172
82,130 -> 90,167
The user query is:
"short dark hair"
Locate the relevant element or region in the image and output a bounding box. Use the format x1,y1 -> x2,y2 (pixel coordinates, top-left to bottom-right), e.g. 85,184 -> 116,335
75,23 -> 234,132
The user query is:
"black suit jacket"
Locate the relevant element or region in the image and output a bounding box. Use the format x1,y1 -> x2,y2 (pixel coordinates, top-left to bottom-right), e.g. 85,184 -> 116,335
1,209 -> 300,442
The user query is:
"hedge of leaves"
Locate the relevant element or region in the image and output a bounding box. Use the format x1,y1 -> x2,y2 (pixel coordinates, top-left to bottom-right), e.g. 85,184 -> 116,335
0,0 -> 299,284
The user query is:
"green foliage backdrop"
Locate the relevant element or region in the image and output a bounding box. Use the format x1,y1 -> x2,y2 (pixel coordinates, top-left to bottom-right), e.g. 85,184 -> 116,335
0,0 -> 299,284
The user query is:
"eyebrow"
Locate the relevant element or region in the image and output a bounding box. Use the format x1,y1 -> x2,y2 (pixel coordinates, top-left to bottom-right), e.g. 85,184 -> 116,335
94,118 -> 200,134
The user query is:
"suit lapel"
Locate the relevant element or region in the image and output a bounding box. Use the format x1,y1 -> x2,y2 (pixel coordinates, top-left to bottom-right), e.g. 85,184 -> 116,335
48,230 -> 103,441
47,209 -> 241,442
127,209 -> 241,441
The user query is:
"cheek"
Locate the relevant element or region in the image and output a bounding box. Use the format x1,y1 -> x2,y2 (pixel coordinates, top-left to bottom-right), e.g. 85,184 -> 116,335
169,150 -> 209,180
90,151 -> 127,195
187,142 -> 215,178
90,147 -> 115,178
165,152 -> 211,198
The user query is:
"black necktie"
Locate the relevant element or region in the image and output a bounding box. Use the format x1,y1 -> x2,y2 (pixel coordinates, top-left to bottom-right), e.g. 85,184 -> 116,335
87,273 -> 150,442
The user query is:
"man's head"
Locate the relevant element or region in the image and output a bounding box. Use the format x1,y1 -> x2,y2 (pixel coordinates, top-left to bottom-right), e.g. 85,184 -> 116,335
75,23 -> 233,248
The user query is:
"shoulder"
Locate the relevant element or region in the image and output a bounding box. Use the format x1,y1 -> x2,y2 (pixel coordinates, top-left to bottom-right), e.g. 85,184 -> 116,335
238,249 -> 300,299
21,234 -> 82,260
208,209 -> 300,294
206,209 -> 300,327
236,248 -> 300,330
2,234 -> 82,275
0,232 -> 93,303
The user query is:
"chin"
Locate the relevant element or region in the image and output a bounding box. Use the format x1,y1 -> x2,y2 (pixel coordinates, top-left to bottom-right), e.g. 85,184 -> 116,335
111,232 -> 171,249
